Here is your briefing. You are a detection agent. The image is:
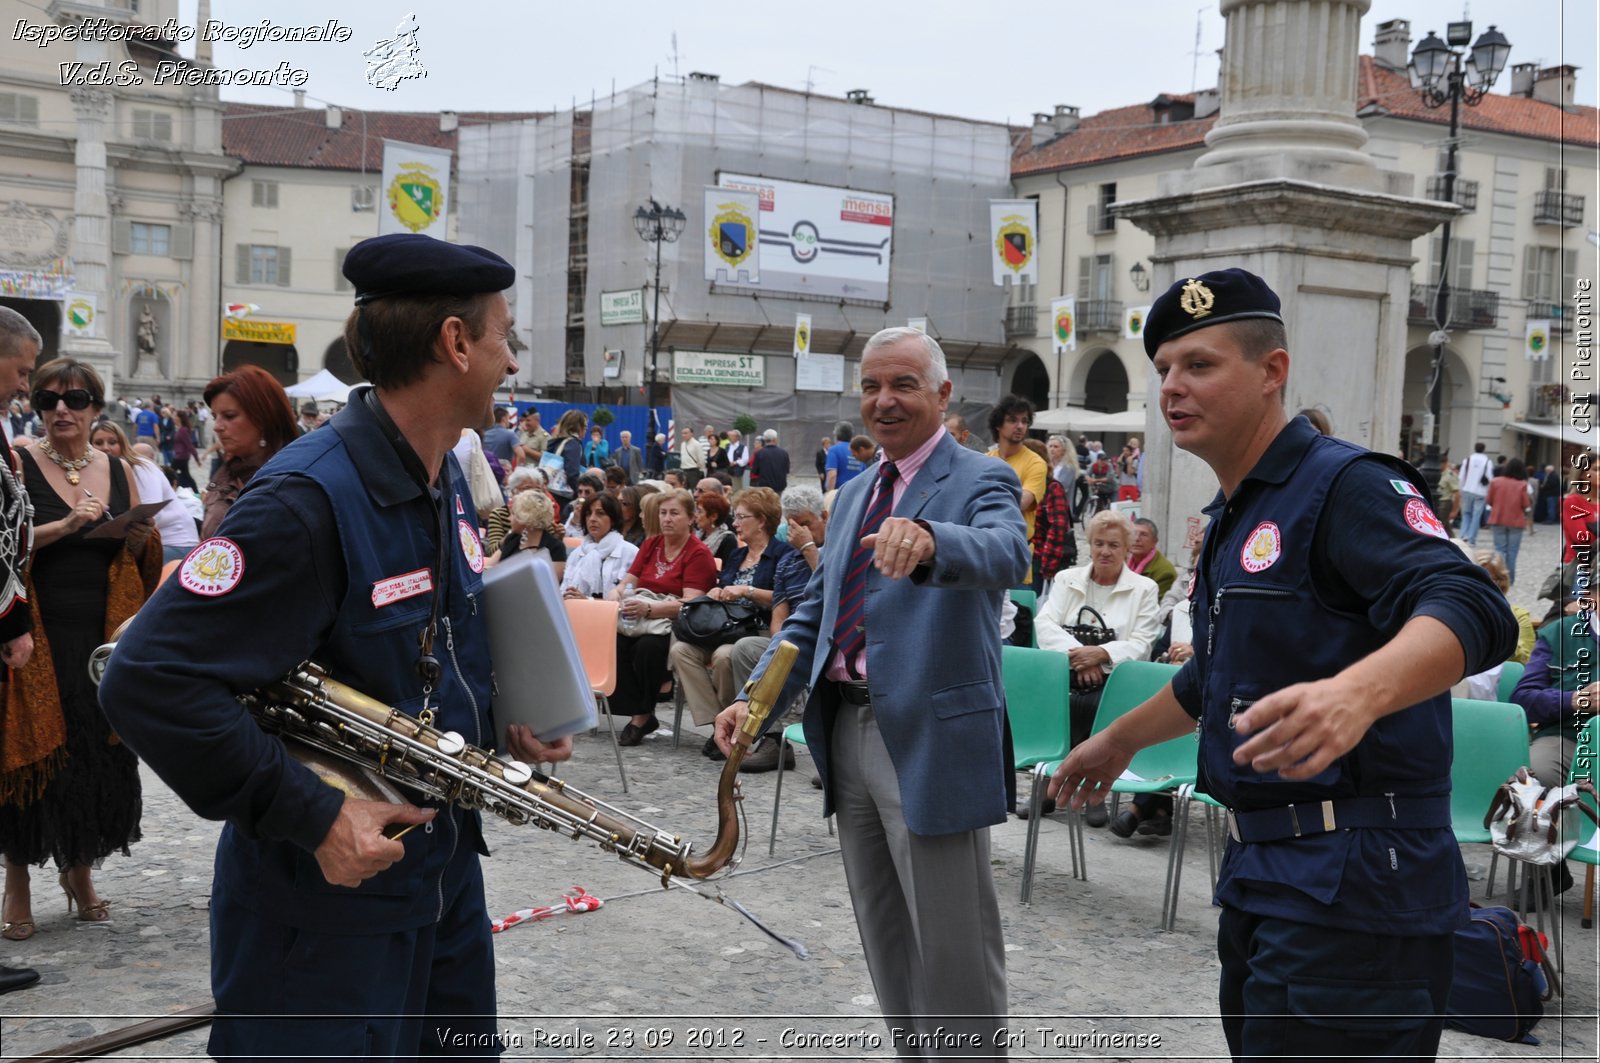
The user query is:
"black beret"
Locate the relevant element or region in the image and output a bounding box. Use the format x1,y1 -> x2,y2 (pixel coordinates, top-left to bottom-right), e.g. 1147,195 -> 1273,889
1143,267 -> 1283,359
343,234 -> 514,304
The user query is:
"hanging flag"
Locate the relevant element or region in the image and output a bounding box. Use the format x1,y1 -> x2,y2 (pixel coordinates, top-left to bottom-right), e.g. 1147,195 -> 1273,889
1051,296 -> 1076,353
907,317 -> 928,333
989,199 -> 1038,286
223,302 -> 260,319
1124,304 -> 1151,340
792,312 -> 812,358
379,139 -> 452,237
61,292 -> 97,336
1525,319 -> 1551,360
703,186 -> 761,285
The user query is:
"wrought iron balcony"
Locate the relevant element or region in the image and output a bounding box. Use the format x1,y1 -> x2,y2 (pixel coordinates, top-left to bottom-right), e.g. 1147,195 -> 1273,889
1533,190 -> 1584,227
1424,174 -> 1477,212
1527,301 -> 1576,333
1407,284 -> 1499,330
1077,299 -> 1124,333
1004,304 -> 1037,339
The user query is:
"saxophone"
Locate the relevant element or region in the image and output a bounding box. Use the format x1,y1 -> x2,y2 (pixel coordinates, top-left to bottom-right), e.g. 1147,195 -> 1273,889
91,634 -> 800,886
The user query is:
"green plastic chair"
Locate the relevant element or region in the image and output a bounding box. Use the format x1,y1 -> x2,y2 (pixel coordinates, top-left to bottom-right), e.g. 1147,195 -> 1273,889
1165,785 -> 1229,930
1001,646 -> 1080,901
1009,588 -> 1039,647
1497,660 -> 1526,703
1450,698 -> 1532,851
1024,660 -> 1188,909
770,722 -> 833,854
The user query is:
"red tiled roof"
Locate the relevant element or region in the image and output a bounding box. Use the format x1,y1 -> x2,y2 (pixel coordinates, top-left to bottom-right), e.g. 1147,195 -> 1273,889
222,103 -> 541,171
1012,55 -> 1597,177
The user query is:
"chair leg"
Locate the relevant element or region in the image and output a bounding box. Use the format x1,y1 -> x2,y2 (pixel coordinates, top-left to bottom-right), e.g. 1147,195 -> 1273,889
1204,804 -> 1221,891
1161,785 -> 1192,932
598,694 -> 629,794
672,683 -> 685,749
768,736 -> 788,856
1486,851 -> 1500,900
1021,766 -> 1046,905
1583,864 -> 1595,930
1071,801 -> 1087,882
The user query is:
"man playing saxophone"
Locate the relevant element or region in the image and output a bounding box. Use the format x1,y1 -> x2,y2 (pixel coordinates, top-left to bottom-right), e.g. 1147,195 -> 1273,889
100,235 -> 565,1059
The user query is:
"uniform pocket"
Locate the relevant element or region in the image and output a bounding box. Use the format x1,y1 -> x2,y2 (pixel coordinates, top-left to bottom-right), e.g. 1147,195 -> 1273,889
930,678 -> 1001,719
1286,976 -> 1434,1037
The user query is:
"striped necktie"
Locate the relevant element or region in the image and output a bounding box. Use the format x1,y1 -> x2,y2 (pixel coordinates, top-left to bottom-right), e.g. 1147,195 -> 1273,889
832,462 -> 899,679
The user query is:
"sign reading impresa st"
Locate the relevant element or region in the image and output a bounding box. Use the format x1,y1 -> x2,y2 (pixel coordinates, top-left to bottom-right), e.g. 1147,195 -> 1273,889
599,289 -> 644,325
672,350 -> 764,388
715,173 -> 893,302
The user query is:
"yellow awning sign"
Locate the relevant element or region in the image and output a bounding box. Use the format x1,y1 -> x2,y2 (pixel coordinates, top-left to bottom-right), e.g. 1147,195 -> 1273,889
222,319 -> 297,345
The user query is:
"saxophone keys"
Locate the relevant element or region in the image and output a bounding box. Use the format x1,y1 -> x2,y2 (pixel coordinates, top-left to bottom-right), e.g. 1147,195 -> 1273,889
502,760 -> 532,786
436,731 -> 466,756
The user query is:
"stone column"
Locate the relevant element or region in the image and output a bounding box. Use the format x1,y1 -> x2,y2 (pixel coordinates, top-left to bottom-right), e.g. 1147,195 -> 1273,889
1114,0 -> 1458,543
60,84 -> 120,390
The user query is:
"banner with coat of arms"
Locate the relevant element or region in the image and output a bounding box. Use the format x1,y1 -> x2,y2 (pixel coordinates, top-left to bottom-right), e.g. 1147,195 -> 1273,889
792,313 -> 811,358
1524,319 -> 1551,361
703,187 -> 761,285
989,200 -> 1038,286
1123,304 -> 1151,341
61,292 -> 97,337
379,140 -> 452,237
1051,296 -> 1076,353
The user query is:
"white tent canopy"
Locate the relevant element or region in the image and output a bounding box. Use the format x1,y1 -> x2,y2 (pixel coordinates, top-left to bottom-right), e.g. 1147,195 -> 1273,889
1032,405 -> 1149,434
283,369 -> 355,402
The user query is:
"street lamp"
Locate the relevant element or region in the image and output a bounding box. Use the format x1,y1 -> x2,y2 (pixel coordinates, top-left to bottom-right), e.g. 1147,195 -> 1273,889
1409,22 -> 1510,498
632,199 -> 687,445
1128,261 -> 1149,293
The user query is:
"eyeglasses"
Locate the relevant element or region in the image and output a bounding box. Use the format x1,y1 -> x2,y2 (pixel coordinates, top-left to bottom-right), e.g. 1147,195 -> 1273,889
33,388 -> 94,412
733,513 -> 756,523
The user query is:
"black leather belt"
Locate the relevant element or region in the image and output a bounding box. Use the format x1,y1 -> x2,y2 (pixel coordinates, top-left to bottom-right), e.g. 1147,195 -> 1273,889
1228,795 -> 1451,844
833,680 -> 872,706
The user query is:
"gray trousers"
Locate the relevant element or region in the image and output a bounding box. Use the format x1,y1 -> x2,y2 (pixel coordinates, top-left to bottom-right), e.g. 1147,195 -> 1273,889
829,693 -> 1008,1058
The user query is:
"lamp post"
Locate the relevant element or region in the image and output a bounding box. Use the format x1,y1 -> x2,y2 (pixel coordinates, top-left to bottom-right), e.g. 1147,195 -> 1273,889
632,198 -> 687,446
1409,21 -> 1511,498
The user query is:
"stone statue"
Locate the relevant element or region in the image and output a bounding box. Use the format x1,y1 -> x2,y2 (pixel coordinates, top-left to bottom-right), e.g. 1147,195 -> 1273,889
136,305 -> 158,357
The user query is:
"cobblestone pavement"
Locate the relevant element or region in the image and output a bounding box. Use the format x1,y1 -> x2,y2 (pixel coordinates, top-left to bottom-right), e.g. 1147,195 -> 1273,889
0,519 -> 1593,1061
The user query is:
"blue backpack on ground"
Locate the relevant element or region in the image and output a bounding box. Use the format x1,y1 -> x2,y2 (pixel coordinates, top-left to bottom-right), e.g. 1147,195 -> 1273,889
1444,904 -> 1546,1044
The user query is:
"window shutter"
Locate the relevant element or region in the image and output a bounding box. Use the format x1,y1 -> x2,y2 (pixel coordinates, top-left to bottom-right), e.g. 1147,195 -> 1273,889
111,218 -> 131,255
333,248 -> 351,290
277,246 -> 292,287
1521,246 -> 1538,299
1563,249 -> 1578,292
1077,256 -> 1091,300
1452,238 -> 1474,293
236,244 -> 251,285
170,224 -> 193,261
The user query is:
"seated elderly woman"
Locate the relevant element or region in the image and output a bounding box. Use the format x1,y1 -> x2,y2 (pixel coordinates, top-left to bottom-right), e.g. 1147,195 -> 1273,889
669,488 -> 794,752
694,492 -> 738,567
485,466 -> 544,555
484,488 -> 565,577
1032,509 -> 1161,826
561,492 -> 639,599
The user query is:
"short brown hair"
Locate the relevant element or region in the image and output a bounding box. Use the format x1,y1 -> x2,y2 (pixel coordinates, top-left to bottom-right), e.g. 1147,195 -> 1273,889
203,364 -> 299,457
696,491 -> 730,527
733,486 -> 782,536
342,291 -> 495,389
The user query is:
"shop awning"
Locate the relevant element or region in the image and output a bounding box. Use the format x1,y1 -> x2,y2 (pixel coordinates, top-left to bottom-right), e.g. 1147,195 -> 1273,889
1506,421 -> 1597,448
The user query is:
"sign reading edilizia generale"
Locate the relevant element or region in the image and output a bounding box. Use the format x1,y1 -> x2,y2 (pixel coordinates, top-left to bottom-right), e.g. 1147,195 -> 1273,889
672,351 -> 764,388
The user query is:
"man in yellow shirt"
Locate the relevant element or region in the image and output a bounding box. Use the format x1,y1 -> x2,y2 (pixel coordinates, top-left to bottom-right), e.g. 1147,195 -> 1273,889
987,395 -> 1048,578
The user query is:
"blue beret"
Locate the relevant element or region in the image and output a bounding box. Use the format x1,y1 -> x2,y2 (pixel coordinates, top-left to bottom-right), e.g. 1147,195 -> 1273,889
343,234 -> 514,304
1143,267 -> 1282,359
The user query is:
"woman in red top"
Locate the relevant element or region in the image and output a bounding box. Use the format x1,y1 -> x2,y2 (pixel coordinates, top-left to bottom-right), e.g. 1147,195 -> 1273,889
606,488 -> 717,745
1484,457 -> 1530,585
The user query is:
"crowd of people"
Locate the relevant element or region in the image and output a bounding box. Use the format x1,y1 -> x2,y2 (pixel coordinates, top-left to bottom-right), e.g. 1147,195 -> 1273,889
0,247 -> 1590,1063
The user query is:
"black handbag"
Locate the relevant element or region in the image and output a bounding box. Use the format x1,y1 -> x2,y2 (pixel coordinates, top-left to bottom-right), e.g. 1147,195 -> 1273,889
1067,605 -> 1117,646
673,595 -> 765,649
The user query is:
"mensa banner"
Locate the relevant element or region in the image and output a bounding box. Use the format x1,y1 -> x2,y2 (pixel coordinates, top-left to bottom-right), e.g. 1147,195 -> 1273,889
714,173 -> 893,302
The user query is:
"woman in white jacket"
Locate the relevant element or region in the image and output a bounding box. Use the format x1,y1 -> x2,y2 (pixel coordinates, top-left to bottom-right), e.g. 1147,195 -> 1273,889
1030,509 -> 1161,823
561,492 -> 639,599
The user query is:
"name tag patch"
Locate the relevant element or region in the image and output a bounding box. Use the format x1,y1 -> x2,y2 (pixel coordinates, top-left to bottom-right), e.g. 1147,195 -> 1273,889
1240,521 -> 1282,573
1403,497 -> 1449,539
179,537 -> 245,596
372,568 -> 433,608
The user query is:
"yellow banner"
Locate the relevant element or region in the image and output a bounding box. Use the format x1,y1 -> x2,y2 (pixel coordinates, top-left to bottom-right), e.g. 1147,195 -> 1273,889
222,318 -> 297,345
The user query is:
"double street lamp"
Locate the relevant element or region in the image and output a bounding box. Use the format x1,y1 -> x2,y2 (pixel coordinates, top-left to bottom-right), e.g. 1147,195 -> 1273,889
1409,21 -> 1512,496
632,199 -> 687,444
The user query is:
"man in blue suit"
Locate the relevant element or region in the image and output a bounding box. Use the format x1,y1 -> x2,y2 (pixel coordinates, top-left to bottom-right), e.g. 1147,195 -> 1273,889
717,327 -> 1028,1056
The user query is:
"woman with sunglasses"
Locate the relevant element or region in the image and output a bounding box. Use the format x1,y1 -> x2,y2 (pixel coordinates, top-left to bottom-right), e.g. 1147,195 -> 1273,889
201,365 -> 298,538
0,359 -> 161,941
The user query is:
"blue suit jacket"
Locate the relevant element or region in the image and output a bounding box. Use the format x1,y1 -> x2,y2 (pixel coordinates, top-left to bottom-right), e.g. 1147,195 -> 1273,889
749,431 -> 1029,835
